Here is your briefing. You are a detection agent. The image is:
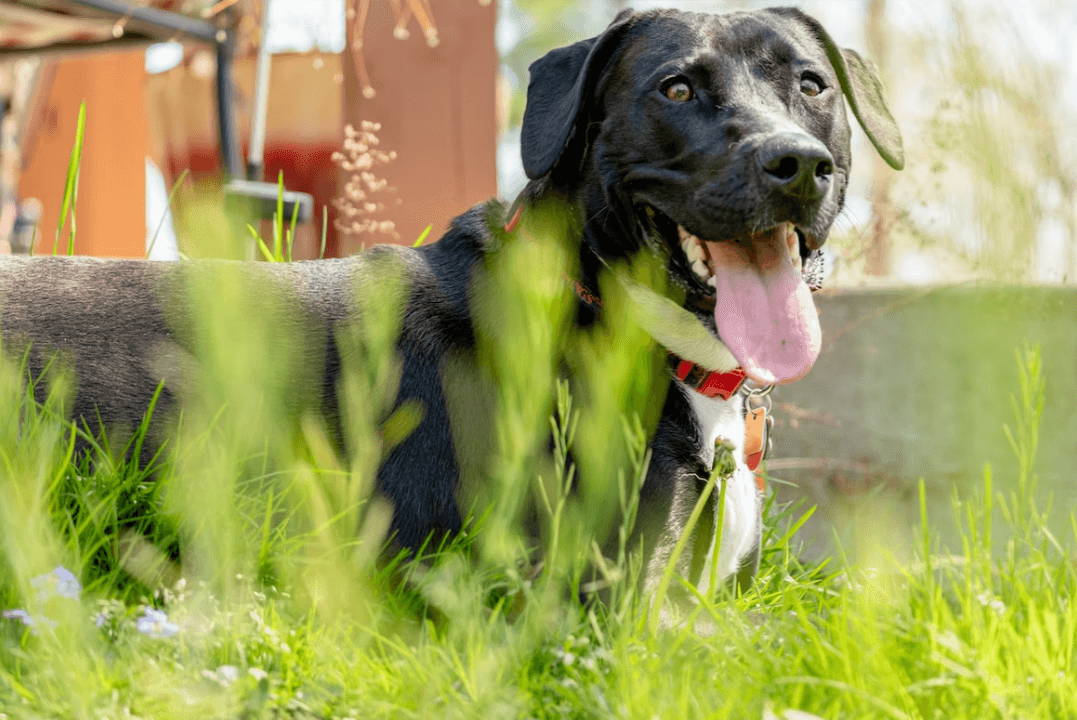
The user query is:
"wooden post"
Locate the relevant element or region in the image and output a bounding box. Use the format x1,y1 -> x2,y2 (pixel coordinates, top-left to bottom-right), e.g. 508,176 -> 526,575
864,0 -> 894,277
18,51 -> 148,257
339,0 -> 498,254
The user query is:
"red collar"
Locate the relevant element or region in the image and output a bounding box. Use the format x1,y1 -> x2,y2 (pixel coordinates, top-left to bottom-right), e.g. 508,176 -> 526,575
506,203 -> 749,402
670,358 -> 747,401
566,272 -> 748,401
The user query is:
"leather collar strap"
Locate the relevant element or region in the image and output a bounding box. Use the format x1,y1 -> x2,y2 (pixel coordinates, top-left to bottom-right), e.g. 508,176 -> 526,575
569,279 -> 748,401
505,204 -> 750,403
504,203 -> 524,233
671,359 -> 747,401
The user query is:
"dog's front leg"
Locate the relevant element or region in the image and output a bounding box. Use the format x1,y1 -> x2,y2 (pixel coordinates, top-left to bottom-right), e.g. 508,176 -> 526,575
637,389 -> 763,602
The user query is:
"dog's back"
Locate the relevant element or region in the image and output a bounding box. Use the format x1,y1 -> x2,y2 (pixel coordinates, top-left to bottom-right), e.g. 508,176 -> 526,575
0,206 -> 494,550
0,6 -> 904,597
0,255 -> 355,453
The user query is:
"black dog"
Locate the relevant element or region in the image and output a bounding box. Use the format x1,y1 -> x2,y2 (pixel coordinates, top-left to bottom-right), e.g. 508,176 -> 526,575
0,7 -> 902,595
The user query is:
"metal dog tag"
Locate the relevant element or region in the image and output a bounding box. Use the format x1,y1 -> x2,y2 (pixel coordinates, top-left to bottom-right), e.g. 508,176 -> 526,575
744,406 -> 768,475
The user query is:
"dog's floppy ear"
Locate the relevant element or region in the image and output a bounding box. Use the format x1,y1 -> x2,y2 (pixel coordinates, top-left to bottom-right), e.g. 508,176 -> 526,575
782,10 -> 905,171
828,46 -> 905,170
521,11 -> 636,180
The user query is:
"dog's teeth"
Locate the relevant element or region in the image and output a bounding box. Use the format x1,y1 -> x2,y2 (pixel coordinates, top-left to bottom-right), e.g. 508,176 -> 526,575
684,240 -> 702,262
677,226 -> 713,282
784,223 -> 802,270
706,275 -> 716,288
692,258 -> 709,279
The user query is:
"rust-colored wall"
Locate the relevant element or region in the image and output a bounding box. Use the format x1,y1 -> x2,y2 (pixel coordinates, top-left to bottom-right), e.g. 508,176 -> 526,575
16,3 -> 498,261
145,52 -> 344,259
340,1 -> 498,253
19,51 -> 148,257
148,15 -> 500,260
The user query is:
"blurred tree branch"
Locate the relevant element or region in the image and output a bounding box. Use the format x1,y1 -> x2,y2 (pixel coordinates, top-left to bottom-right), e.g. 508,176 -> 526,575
865,0 -> 895,277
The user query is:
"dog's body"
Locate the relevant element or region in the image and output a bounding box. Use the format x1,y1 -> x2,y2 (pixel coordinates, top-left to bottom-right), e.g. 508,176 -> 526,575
0,7 -> 901,593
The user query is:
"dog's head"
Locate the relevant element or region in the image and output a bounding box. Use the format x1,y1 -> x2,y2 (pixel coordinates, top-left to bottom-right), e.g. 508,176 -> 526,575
519,7 -> 903,385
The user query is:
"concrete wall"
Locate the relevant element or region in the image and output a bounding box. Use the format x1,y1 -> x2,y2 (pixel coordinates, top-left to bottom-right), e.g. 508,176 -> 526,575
768,285 -> 1077,561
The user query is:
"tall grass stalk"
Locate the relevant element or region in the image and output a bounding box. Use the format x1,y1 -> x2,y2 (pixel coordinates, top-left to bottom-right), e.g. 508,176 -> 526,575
646,444 -> 729,636
51,100 -> 85,256
1,194 -> 1074,717
146,169 -> 189,259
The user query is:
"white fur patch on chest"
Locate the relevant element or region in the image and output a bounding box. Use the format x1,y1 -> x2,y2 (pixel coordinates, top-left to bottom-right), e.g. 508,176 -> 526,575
680,383 -> 762,593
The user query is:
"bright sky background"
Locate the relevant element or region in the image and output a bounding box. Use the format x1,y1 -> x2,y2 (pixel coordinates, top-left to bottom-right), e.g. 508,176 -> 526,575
145,0 -> 1077,282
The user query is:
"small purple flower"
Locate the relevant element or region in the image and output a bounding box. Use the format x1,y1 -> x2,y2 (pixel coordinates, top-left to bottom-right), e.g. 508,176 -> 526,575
31,566 -> 81,602
136,608 -> 179,638
2,608 -> 56,632
2,609 -> 35,627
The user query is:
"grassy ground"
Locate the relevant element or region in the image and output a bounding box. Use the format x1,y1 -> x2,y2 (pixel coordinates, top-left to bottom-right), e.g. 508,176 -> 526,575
1,212 -> 1074,719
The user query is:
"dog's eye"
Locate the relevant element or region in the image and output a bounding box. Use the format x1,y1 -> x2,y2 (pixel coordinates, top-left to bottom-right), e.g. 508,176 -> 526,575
664,81 -> 693,102
799,74 -> 825,97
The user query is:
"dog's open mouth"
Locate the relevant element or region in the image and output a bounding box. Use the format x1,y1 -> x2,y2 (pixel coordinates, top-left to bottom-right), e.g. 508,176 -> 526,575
644,207 -> 824,385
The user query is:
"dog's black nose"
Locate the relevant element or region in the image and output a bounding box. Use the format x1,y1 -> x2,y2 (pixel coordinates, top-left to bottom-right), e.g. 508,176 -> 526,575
758,134 -> 834,201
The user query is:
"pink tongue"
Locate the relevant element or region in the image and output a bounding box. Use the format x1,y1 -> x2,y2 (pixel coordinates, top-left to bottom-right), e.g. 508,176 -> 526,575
707,227 -> 821,385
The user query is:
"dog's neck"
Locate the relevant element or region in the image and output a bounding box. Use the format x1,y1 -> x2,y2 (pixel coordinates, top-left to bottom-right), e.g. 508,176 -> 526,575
504,196 -> 749,402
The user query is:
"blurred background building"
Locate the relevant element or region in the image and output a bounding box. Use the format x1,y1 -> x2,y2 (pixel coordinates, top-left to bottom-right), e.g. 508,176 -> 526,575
1,0 -> 1075,281
1,0 -> 1075,559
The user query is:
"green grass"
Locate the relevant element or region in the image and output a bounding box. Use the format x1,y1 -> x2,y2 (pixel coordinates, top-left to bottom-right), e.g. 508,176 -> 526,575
44,99 -> 85,257
1,222 -> 1074,719
2,123 -> 1074,716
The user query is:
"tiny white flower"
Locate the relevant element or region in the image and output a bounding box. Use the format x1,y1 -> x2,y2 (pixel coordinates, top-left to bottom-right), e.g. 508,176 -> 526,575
2,608 -> 56,633
31,566 -> 81,602
976,591 -> 1006,616
763,704 -> 826,720
136,608 -> 179,638
2,609 -> 31,625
